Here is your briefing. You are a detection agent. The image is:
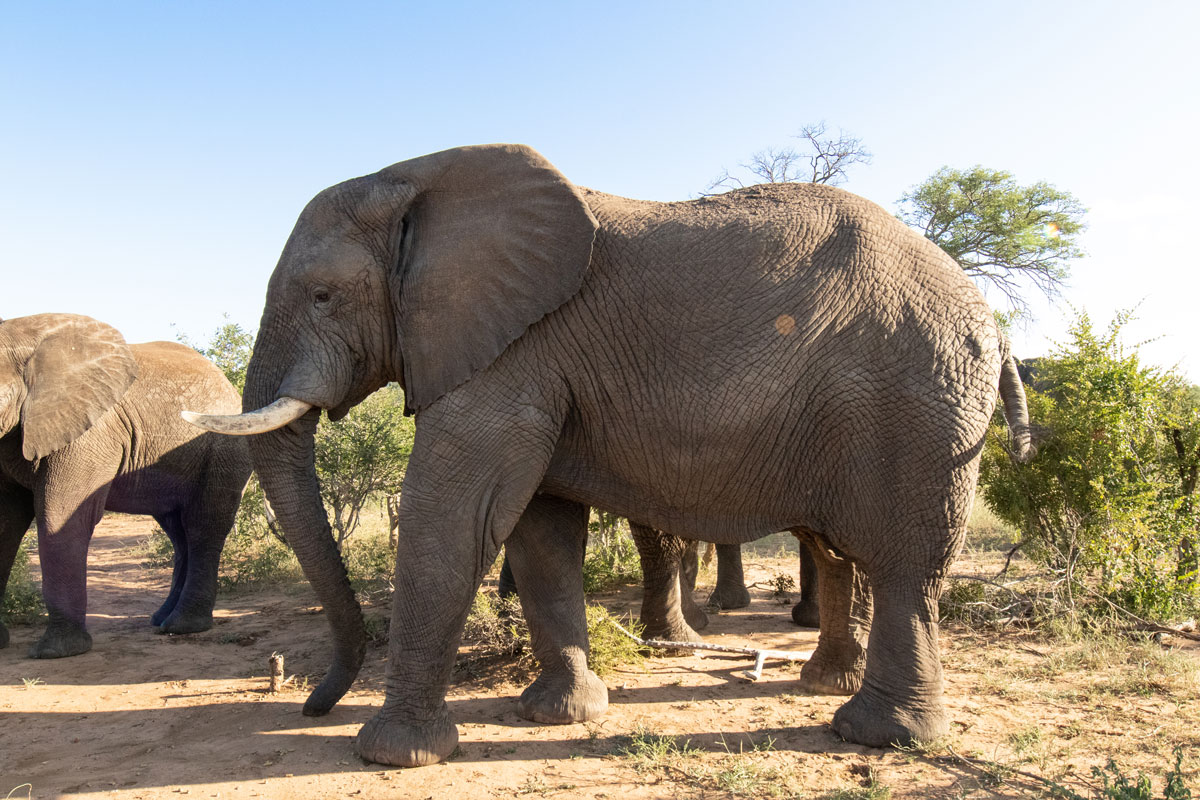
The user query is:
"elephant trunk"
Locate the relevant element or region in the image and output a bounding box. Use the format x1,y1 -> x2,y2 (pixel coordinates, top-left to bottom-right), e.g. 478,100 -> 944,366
244,368 -> 366,715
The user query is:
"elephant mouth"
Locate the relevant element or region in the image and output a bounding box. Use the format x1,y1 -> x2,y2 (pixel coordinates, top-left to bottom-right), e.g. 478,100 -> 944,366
181,396 -> 314,436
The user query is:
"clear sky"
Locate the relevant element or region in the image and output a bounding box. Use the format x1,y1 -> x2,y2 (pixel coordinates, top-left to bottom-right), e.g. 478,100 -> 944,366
2,1 -> 1197,377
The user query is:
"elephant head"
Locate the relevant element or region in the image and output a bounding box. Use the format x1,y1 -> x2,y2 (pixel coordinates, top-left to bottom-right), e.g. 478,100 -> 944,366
0,314 -> 138,461
184,144 -> 598,713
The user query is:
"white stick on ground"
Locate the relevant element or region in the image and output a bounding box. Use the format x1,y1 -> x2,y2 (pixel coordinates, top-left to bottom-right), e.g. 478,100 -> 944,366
609,620 -> 813,681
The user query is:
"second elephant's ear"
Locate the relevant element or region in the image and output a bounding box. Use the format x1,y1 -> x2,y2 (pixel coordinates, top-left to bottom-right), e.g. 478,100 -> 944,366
376,144 -> 598,411
20,314 -> 138,460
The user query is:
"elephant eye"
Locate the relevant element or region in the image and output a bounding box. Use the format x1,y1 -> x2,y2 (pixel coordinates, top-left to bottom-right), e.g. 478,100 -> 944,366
312,287 -> 333,305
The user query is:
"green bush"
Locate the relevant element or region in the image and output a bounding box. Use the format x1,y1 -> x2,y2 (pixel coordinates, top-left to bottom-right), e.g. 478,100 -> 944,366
342,530 -> 395,599
583,512 -> 643,593
981,311 -> 1200,619
1,538 -> 44,625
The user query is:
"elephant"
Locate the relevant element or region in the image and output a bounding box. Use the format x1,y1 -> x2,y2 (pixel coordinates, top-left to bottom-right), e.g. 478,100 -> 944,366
0,313 -> 252,657
702,538 -> 821,627
186,143 -> 1033,766
624,526 -> 865,695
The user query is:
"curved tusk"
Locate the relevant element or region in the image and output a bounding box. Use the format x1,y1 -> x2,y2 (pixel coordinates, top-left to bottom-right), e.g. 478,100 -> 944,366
181,396 -> 314,436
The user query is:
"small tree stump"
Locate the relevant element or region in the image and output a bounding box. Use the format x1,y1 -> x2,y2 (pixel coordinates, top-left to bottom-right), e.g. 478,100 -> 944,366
268,652 -> 285,693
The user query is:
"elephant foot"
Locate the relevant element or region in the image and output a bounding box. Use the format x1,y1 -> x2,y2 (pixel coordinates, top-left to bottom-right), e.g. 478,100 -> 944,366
799,649 -> 863,696
29,620 -> 92,659
640,618 -> 704,649
357,707 -> 459,767
706,583 -> 750,610
831,688 -> 948,748
681,599 -> 709,632
156,609 -> 214,635
791,598 -> 820,628
516,669 -> 608,724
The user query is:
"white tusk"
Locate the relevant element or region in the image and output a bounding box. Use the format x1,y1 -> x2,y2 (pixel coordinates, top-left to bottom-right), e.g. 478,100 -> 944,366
181,396 -> 314,435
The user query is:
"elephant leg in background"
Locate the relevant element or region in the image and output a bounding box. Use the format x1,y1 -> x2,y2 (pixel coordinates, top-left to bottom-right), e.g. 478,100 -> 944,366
150,510 -> 188,628
151,499 -> 235,634
0,481 -> 36,649
797,534 -> 872,696
707,542 -> 751,610
678,539 -> 707,631
31,460 -> 115,658
791,538 -> 820,628
630,524 -> 706,642
506,495 -> 608,724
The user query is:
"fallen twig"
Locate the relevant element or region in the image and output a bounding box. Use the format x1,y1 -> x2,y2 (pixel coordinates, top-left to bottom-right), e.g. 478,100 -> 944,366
608,620 -> 812,681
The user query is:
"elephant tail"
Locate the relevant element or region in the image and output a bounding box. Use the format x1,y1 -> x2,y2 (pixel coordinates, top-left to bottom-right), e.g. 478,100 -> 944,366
997,347 -> 1035,463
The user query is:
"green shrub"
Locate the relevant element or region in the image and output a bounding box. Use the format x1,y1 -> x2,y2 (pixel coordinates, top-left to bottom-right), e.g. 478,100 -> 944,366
583,512 -> 642,593
981,311 -> 1200,619
1,538 -> 44,625
342,530 -> 395,600
217,524 -> 301,591
585,604 -> 645,676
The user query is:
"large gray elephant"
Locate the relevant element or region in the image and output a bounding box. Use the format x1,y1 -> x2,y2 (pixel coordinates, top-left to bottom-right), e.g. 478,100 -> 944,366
0,314 -> 252,657
187,143 -> 1032,766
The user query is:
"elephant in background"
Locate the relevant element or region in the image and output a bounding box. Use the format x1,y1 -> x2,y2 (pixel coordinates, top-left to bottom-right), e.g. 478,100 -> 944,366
0,314 -> 252,657
703,538 -> 820,627
188,143 -> 1033,766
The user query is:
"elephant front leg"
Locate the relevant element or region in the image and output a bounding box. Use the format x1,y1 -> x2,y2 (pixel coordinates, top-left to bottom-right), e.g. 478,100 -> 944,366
30,484 -> 109,658
0,482 -> 36,649
357,396 -> 565,767
631,524 -> 705,642
507,495 -> 608,723
798,537 -> 871,696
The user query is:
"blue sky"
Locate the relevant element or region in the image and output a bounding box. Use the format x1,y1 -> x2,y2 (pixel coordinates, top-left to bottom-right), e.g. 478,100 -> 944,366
2,1 -> 1197,377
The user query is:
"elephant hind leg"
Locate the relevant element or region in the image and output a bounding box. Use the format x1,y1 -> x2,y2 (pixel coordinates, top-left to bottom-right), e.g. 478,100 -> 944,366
156,494 -> 237,635
797,533 -> 870,696
831,528 -> 955,747
150,510 -> 187,627
790,538 -> 820,628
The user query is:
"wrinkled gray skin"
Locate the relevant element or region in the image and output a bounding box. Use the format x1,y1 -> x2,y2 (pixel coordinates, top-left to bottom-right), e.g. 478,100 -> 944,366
230,144 -> 1032,766
0,314 -> 251,657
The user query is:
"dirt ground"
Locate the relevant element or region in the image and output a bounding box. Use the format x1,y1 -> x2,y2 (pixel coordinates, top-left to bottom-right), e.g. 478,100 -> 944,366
3,515 -> 1198,799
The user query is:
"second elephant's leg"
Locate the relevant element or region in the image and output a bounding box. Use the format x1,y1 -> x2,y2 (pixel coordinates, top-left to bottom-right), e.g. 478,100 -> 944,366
798,536 -> 872,696
504,495 -> 608,724
678,540 -> 708,631
630,524 -> 705,641
156,496 -> 237,634
707,543 -> 751,609
791,539 -> 821,628
150,511 -> 187,627
0,482 -> 36,649
31,478 -> 110,658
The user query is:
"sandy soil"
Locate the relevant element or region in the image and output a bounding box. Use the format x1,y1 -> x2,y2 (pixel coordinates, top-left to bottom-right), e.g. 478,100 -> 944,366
2,515 -> 1197,799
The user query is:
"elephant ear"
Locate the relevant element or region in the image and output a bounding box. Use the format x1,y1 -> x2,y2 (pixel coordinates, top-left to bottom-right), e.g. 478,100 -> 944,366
376,144 -> 598,412
20,315 -> 139,460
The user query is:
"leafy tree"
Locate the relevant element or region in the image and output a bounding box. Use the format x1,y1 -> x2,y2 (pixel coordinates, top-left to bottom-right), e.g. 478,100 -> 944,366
177,315 -> 254,391
897,166 -> 1086,310
981,311 -> 1199,618
315,384 -> 414,548
707,121 -> 872,192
